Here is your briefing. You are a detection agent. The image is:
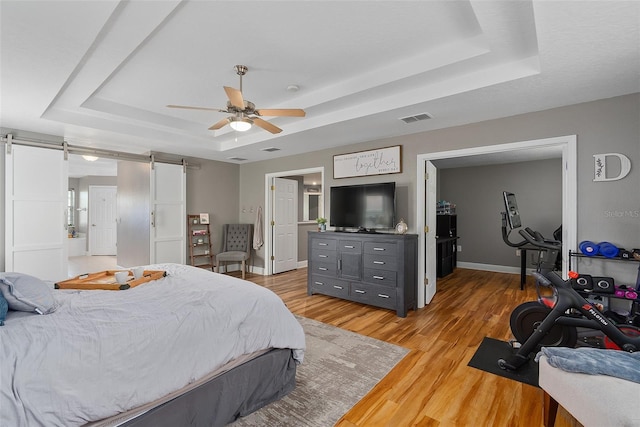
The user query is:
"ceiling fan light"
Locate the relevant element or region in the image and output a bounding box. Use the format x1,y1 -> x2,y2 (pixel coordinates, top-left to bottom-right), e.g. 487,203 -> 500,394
82,155 -> 99,162
229,116 -> 253,132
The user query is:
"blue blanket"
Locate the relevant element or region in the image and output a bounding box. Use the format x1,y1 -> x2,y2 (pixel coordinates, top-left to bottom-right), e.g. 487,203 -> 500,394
536,347 -> 640,383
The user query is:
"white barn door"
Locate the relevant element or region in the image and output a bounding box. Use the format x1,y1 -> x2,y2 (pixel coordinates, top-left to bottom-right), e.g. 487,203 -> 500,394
273,177 -> 297,274
150,162 -> 185,264
5,145 -> 68,281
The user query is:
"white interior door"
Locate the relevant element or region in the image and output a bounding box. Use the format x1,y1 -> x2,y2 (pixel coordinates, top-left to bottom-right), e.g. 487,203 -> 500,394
150,163 -> 185,264
424,161 -> 438,304
89,186 -> 117,255
273,177 -> 297,274
5,145 -> 68,281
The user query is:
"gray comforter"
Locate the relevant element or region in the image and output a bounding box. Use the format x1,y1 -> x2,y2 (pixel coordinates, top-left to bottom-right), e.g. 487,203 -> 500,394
0,263 -> 305,426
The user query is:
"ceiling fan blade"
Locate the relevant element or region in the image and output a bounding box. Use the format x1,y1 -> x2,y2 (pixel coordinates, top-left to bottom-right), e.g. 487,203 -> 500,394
167,104 -> 225,112
253,117 -> 282,134
256,108 -> 306,117
208,118 -> 230,130
224,86 -> 245,109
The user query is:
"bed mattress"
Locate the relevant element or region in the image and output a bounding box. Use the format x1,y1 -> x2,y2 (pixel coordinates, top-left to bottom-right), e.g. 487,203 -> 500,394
1,263 -> 305,426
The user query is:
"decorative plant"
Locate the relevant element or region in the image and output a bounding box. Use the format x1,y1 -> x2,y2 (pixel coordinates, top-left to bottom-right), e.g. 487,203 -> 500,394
316,217 -> 327,231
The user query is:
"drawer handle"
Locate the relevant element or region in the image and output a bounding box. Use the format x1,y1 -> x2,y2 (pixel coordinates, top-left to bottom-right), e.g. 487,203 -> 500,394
333,285 -> 343,290
377,294 -> 390,299
373,275 -> 385,280
318,267 -> 328,271
314,281 -> 324,286
344,245 -> 354,249
354,289 -> 366,294
373,247 -> 385,251
319,254 -> 328,258
318,242 -> 328,246
373,261 -> 385,265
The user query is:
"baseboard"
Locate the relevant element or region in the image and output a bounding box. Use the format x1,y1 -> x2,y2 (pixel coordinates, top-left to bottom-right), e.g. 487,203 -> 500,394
457,262 -> 535,275
297,260 -> 308,269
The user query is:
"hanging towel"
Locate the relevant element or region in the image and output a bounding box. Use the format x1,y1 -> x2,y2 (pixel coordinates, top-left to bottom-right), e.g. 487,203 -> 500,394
253,206 -> 264,250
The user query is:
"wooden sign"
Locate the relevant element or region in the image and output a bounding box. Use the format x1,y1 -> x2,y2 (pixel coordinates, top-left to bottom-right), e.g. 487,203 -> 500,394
333,145 -> 402,179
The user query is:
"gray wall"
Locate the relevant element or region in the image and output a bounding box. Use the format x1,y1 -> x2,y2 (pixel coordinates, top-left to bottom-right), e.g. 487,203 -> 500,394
2,94 -> 638,281
239,93 -> 640,283
186,159 -> 239,255
439,158 -> 562,269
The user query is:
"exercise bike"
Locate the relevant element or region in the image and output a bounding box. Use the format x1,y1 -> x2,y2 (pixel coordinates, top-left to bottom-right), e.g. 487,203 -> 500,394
497,192 -> 640,371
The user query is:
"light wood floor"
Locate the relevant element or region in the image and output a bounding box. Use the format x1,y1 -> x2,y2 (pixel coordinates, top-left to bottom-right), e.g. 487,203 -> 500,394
236,267 -> 582,427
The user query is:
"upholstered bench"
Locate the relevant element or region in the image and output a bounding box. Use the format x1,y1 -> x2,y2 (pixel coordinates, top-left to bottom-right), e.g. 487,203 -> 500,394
538,354 -> 640,426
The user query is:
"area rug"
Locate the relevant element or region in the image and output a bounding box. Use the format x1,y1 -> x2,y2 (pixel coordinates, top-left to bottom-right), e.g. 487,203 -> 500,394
233,316 -> 409,426
468,336 -> 539,387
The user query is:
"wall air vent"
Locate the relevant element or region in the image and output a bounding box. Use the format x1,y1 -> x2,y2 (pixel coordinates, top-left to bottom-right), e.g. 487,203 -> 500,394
228,157 -> 247,161
261,147 -> 281,152
399,113 -> 432,124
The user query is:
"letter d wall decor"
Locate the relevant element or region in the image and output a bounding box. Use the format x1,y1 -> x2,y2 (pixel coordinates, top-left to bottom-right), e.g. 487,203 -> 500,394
593,153 -> 631,182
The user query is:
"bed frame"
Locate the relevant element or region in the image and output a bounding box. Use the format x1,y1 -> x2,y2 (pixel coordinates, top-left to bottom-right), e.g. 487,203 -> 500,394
102,349 -> 296,427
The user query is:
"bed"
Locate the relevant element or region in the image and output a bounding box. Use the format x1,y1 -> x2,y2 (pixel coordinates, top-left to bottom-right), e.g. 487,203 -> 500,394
0,263 -> 306,426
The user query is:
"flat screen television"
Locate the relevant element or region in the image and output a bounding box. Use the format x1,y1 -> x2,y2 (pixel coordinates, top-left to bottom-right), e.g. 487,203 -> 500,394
330,182 -> 396,231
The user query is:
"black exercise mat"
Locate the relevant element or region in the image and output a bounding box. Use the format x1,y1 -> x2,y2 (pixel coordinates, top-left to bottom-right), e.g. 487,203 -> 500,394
468,337 -> 539,387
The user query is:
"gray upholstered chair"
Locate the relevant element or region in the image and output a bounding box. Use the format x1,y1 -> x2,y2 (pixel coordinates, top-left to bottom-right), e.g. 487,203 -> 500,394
215,224 -> 253,279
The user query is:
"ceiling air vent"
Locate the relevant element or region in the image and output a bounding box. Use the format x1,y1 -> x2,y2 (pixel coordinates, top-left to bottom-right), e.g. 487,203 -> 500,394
228,157 -> 247,161
262,147 -> 281,152
399,113 -> 432,124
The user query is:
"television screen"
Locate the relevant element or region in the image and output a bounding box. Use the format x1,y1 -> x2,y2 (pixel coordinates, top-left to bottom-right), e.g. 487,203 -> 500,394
330,182 -> 396,230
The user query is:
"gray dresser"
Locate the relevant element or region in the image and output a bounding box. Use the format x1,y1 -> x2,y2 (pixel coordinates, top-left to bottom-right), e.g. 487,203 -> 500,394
307,231 -> 418,317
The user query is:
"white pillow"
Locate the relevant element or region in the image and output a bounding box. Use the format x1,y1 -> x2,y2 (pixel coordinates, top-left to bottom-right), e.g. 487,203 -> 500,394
0,272 -> 56,314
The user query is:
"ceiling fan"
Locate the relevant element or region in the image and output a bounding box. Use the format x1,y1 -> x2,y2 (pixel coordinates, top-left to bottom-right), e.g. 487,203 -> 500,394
167,65 -> 305,134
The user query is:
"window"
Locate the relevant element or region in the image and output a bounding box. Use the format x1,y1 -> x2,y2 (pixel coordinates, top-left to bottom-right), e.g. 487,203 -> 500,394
67,188 -> 75,227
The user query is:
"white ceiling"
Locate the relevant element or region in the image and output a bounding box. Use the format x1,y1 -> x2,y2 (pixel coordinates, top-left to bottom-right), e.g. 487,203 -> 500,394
1,1 -> 639,165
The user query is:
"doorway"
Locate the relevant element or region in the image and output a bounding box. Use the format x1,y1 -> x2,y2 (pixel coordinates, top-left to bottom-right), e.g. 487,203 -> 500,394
68,155 -> 119,276
416,135 -> 577,306
88,185 -> 117,255
264,167 -> 325,276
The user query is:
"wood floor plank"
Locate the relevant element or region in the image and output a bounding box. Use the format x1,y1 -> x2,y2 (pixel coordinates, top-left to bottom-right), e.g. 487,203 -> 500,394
234,267 -> 582,427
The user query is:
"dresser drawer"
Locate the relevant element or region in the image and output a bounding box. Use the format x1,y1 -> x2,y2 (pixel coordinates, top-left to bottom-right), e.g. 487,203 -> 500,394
338,240 -> 362,253
310,261 -> 336,276
363,268 -> 397,287
364,241 -> 398,256
363,253 -> 397,271
311,238 -> 337,251
310,276 -> 349,298
350,282 -> 397,310
311,249 -> 337,264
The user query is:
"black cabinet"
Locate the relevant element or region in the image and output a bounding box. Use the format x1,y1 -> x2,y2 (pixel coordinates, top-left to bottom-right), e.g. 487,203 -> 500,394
308,232 -> 418,317
436,215 -> 458,278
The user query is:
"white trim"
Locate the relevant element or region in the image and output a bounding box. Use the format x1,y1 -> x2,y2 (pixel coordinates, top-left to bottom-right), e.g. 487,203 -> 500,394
416,135 -> 578,307
264,166 -> 325,276
297,260 -> 308,269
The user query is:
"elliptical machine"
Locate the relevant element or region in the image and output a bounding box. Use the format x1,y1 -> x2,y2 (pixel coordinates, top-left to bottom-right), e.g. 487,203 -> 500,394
498,192 -> 640,371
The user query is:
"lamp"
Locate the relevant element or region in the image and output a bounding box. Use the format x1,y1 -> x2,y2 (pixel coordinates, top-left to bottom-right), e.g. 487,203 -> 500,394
229,116 -> 253,132
82,155 -> 99,161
